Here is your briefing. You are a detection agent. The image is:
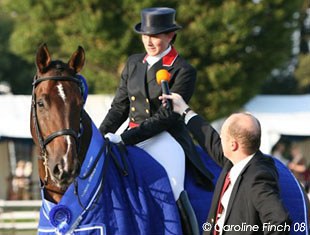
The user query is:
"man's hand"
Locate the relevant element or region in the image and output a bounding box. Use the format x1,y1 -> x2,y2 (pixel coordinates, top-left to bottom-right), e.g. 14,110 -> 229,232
159,93 -> 189,115
105,133 -> 123,144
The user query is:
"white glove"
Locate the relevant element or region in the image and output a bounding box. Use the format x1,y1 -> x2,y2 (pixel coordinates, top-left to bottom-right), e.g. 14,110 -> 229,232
104,133 -> 123,144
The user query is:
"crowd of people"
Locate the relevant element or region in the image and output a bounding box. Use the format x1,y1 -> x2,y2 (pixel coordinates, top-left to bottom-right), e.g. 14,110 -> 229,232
7,160 -> 33,200
272,140 -> 310,199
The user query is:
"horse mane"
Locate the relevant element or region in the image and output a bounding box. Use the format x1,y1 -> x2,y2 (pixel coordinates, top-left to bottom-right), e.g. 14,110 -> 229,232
78,110 -> 93,165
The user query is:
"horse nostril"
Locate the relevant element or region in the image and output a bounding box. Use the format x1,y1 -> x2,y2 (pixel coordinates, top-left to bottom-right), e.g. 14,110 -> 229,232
53,164 -> 63,178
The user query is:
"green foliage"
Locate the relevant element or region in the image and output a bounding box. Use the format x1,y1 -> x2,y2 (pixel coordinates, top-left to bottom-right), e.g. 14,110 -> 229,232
0,12 -> 33,94
295,54 -> 310,92
175,0 -> 304,120
0,0 -> 305,120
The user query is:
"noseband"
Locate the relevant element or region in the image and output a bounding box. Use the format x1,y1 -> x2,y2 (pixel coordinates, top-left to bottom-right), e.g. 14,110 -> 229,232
31,75 -> 83,183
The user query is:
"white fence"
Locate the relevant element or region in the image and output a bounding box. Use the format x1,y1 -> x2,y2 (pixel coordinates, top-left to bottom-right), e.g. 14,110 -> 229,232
0,200 -> 41,230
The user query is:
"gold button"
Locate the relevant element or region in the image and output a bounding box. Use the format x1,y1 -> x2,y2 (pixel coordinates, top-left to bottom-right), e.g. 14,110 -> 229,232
131,117 -> 135,121
131,107 -> 136,112
146,98 -> 149,103
131,96 -> 136,101
145,109 -> 149,114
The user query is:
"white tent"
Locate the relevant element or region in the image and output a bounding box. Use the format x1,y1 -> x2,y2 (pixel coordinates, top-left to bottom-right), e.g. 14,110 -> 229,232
0,95 -> 32,139
0,94 -> 126,139
244,94 -> 310,154
212,94 -> 310,154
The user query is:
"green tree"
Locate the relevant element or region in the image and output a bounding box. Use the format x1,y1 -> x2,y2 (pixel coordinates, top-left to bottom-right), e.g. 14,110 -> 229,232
295,54 -> 310,92
174,0 -> 303,120
261,1 -> 310,96
0,13 -> 33,94
0,0 -> 304,120
0,0 -> 129,93
294,3 -> 310,93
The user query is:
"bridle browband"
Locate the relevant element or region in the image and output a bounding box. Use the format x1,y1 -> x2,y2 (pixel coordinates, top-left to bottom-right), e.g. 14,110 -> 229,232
31,75 -> 83,184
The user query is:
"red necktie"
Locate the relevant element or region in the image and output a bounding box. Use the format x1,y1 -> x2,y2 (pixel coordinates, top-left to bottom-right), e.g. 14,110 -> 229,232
213,172 -> 231,235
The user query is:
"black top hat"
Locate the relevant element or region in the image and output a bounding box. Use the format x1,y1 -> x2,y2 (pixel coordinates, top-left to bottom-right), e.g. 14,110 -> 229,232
134,7 -> 182,35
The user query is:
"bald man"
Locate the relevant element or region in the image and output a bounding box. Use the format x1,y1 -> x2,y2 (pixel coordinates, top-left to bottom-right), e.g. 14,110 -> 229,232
161,93 -> 291,235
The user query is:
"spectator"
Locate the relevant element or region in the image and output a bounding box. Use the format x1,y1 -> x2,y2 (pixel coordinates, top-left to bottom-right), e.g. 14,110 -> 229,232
288,143 -> 309,190
161,92 -> 291,235
271,141 -> 289,165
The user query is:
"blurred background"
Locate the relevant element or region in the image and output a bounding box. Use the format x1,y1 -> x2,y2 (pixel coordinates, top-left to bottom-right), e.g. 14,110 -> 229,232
0,0 -> 309,232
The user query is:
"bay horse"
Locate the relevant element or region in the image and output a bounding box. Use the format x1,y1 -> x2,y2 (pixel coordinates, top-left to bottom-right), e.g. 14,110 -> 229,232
31,43 -> 196,234
31,43 -> 87,204
31,44 -> 309,235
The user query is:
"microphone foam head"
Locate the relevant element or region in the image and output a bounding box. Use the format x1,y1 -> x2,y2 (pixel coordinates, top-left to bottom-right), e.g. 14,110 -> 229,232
156,69 -> 171,85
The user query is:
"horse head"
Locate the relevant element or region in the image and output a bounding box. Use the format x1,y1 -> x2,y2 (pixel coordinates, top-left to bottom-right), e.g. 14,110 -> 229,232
31,43 -> 85,203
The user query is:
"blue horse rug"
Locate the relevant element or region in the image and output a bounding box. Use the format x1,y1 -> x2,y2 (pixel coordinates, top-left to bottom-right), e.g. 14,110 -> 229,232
38,121 -> 182,235
37,119 -> 309,234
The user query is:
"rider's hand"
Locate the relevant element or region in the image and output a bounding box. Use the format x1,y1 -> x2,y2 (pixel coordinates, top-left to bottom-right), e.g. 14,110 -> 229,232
105,133 -> 123,144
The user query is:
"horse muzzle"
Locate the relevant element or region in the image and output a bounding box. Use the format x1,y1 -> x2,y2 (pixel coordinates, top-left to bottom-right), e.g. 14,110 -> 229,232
49,144 -> 80,188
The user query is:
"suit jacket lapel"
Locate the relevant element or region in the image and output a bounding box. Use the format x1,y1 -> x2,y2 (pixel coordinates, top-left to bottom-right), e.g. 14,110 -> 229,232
146,59 -> 163,83
146,59 -> 170,97
146,46 -> 178,84
224,175 -> 242,222
144,47 -> 179,97
209,164 -> 232,218
135,61 -> 148,97
224,153 -> 260,223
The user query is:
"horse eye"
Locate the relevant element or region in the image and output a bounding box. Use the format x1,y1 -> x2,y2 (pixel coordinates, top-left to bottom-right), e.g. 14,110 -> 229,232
37,99 -> 44,108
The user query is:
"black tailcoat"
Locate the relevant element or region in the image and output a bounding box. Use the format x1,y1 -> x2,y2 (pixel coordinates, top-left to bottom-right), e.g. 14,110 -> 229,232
100,48 -> 213,185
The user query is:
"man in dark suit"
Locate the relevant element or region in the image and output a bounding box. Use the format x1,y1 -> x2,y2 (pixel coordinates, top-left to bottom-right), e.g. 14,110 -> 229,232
161,92 -> 291,235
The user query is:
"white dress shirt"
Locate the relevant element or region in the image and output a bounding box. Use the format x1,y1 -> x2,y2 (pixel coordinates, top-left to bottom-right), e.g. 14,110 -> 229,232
184,110 -> 198,124
183,112 -> 256,234
217,154 -> 254,235
146,46 -> 171,69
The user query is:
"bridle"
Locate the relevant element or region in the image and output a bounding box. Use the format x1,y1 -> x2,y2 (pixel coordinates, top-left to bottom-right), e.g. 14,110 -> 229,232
31,75 -> 83,184
32,74 -> 128,207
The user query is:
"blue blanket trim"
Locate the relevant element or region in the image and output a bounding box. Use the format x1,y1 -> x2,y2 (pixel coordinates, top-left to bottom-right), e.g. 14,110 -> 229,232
273,157 -> 309,235
38,223 -> 106,235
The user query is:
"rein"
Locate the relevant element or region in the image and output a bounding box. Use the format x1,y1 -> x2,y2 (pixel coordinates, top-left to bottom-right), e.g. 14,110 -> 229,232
31,75 -> 83,184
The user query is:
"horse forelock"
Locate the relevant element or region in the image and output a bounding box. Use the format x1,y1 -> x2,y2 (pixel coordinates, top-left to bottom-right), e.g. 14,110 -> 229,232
38,60 -> 75,77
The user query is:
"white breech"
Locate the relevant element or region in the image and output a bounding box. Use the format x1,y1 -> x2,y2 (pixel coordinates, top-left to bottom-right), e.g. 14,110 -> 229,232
136,131 -> 185,201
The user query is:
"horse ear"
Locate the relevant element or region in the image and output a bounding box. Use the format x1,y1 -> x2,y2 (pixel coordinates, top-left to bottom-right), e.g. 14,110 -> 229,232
68,46 -> 85,73
36,43 -> 51,73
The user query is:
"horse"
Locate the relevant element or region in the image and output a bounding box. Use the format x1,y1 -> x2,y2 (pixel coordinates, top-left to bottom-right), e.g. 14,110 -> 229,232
31,44 -> 309,235
31,44 -> 87,204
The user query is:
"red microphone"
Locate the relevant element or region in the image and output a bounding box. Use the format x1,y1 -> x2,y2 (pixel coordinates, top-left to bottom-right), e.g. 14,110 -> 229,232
156,69 -> 172,110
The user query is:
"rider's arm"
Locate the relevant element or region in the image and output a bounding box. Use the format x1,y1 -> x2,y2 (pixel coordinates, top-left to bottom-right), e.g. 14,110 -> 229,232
121,63 -> 196,145
99,61 -> 131,135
